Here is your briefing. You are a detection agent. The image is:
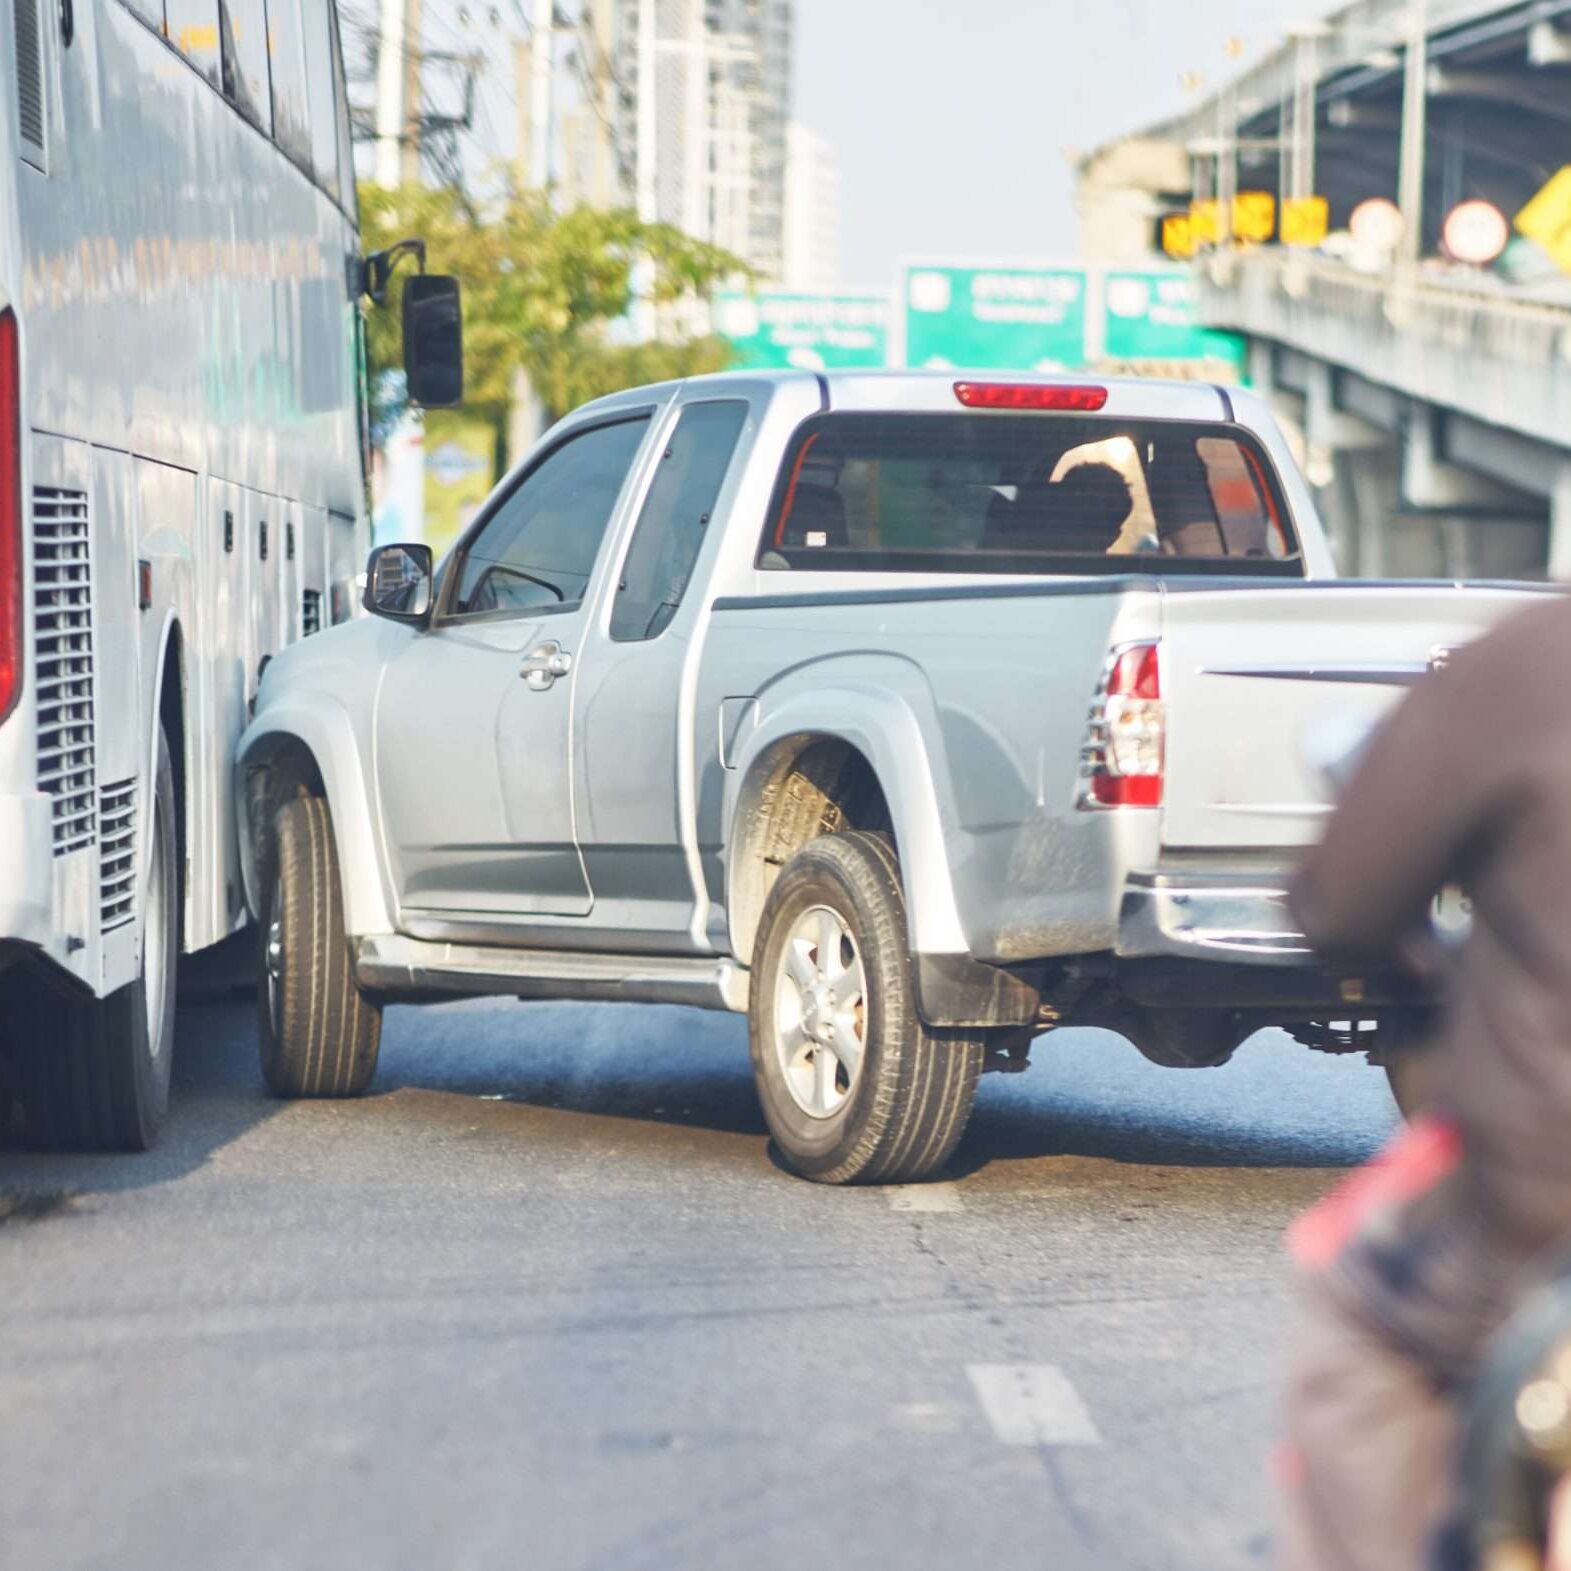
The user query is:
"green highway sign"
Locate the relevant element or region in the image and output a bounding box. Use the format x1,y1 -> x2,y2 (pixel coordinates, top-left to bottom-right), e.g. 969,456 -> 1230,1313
899,262 -> 1088,371
717,292 -> 888,371
719,269 -> 1245,380
1101,268 -> 1246,371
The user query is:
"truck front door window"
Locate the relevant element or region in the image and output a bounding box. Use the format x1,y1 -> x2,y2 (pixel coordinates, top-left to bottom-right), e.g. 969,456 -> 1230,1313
454,415 -> 651,617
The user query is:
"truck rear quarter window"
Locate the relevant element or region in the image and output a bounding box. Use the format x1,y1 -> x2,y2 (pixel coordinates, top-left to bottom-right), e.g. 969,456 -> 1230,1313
610,400 -> 748,642
759,412 -> 1302,577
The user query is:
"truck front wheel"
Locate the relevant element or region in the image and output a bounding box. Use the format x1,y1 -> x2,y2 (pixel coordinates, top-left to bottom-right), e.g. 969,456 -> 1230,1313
258,795 -> 381,1098
749,831 -> 983,1185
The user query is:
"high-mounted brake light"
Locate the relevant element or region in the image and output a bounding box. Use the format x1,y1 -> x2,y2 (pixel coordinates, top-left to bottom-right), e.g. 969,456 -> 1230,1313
1079,641 -> 1164,809
0,310 -> 20,727
954,381 -> 1109,412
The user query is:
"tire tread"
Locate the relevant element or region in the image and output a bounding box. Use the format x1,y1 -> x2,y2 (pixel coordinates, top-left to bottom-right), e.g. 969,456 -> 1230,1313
260,795 -> 381,1098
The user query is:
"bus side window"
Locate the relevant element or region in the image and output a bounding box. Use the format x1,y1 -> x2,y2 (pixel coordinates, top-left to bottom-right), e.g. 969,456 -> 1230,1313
299,0 -> 342,202
219,0 -> 272,132
165,0 -> 221,83
264,0 -> 312,171
328,0 -> 357,213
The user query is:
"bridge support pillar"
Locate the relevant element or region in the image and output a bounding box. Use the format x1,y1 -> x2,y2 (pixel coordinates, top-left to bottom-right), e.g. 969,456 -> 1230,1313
1301,362 -> 1395,574
1402,405 -> 1528,512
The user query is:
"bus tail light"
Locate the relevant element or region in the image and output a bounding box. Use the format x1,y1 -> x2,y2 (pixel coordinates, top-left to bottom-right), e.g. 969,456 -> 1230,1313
1079,642 -> 1164,809
0,309 -> 20,726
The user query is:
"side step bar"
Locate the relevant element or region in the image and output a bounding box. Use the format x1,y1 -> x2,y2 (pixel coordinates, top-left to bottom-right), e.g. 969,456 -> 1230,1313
355,933 -> 750,1013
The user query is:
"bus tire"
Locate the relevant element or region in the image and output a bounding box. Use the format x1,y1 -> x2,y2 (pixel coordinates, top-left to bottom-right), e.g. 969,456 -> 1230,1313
258,795 -> 381,1098
6,725 -> 179,1151
749,830 -> 984,1185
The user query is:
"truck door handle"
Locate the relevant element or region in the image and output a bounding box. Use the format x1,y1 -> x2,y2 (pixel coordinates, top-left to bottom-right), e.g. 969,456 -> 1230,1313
520,641 -> 572,691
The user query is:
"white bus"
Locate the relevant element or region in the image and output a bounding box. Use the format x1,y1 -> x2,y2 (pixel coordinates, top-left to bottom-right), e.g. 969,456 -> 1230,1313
0,0 -> 456,1147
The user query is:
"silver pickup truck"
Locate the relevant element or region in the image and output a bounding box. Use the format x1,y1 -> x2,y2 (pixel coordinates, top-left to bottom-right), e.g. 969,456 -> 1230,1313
237,370 -> 1536,1184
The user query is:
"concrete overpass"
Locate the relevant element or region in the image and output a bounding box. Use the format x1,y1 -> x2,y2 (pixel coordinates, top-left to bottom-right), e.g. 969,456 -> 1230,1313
1080,0 -> 1571,578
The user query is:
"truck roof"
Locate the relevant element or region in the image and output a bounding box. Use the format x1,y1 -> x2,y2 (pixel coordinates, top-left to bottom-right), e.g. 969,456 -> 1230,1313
576,367 -> 1243,425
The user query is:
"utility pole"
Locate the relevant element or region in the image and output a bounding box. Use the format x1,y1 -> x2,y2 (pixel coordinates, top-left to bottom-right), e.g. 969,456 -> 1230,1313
374,0 -> 422,184
1398,0 -> 1429,265
1215,36 -> 1245,247
528,0 -> 554,188
1286,27 -> 1318,207
635,0 -> 658,224
681,0 -> 707,238
631,0 -> 659,342
578,0 -> 617,207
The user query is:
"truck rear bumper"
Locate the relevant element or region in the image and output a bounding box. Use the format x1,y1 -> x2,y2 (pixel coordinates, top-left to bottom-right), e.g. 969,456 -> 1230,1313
0,791 -> 55,949
1117,872 -> 1314,967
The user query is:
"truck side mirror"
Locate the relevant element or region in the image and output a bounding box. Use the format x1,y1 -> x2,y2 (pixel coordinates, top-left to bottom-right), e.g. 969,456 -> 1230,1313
364,543 -> 434,626
403,275 -> 463,408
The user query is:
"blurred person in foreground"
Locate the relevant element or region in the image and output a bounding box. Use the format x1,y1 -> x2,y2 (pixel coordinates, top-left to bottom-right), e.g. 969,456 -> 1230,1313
1278,597 -> 1571,1571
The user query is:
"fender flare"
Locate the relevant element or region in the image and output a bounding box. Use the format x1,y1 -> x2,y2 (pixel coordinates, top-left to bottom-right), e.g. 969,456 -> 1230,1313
235,697 -> 396,939
723,681 -> 969,963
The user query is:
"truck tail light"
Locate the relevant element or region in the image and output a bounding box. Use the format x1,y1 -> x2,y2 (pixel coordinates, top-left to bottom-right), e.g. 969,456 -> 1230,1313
1080,641 -> 1163,808
954,382 -> 1108,411
0,309 -> 20,727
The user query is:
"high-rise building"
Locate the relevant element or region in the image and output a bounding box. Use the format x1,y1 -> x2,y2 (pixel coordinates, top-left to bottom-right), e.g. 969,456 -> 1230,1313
782,121 -> 840,293
608,0 -> 794,280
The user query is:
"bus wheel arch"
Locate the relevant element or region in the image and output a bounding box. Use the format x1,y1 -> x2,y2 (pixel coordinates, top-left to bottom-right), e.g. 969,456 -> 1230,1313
152,618 -> 187,952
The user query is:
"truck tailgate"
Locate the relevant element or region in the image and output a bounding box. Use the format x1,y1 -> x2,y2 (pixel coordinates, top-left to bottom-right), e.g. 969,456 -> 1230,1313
1159,585 -> 1539,849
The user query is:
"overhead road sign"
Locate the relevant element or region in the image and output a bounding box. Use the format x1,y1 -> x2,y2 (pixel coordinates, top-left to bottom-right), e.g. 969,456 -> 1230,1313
717,292 -> 889,371
1190,200 -> 1222,246
1100,268 -> 1247,378
898,262 -> 1088,371
1162,214 -> 1196,259
1281,196 -> 1329,248
1515,166 -> 1571,275
1233,191 -> 1276,244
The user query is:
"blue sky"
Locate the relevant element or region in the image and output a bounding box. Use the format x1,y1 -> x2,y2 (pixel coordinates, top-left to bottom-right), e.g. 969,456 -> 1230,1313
794,0 -> 1321,286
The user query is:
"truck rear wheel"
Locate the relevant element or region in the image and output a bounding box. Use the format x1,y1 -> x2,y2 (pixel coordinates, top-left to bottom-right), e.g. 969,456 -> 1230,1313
3,725 -> 178,1150
258,795 -> 381,1097
749,831 -> 983,1185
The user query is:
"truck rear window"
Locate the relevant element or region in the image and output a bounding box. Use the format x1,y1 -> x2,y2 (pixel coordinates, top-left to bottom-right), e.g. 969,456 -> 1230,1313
760,413 -> 1302,577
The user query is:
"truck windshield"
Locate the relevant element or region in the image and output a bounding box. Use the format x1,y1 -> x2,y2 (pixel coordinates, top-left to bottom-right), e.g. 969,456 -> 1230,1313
761,413 -> 1302,577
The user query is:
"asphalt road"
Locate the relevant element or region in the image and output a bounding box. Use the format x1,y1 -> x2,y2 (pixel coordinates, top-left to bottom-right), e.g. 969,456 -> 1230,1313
0,962 -> 1398,1571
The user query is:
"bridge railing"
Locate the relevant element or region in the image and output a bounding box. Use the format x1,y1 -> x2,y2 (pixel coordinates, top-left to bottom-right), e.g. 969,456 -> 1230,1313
1200,249 -> 1571,450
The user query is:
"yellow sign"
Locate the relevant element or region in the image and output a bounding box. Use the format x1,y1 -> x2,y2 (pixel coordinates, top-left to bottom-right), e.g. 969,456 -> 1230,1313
1162,214 -> 1196,259
1281,195 -> 1329,248
1516,166 -> 1571,275
1233,191 -> 1276,244
1189,200 -> 1221,246
423,416 -> 495,559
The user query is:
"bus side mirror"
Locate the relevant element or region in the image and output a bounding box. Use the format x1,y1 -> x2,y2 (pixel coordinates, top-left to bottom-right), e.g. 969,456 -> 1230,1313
403,275 -> 463,409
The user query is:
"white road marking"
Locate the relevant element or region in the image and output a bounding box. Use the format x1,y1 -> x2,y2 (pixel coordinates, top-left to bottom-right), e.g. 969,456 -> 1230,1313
884,1182 -> 964,1213
967,1364 -> 1104,1447
888,1401 -> 967,1434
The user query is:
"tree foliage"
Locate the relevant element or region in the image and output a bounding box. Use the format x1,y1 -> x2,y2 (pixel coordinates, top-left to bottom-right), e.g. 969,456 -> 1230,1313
359,180 -> 744,434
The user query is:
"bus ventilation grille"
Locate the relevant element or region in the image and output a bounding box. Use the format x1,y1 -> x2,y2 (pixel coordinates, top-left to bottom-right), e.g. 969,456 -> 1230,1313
13,0 -> 45,160
34,488 -> 96,855
99,781 -> 137,931
302,589 -> 322,636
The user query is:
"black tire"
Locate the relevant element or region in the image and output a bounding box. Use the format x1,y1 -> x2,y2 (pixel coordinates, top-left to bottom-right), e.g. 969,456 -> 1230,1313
258,795 -> 381,1097
749,831 -> 984,1185
1376,1013 -> 1435,1120
3,725 -> 178,1150
1384,1051 -> 1429,1120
